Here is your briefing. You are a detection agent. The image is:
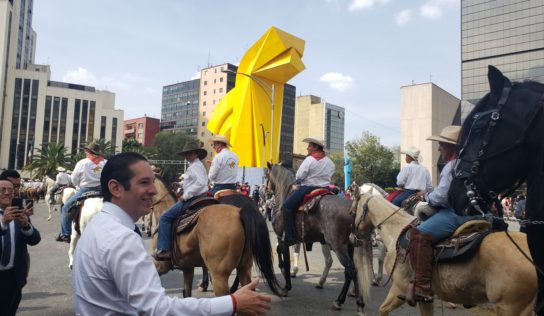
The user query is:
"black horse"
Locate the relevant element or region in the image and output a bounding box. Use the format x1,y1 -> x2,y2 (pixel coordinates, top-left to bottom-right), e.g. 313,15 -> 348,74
449,65 -> 544,314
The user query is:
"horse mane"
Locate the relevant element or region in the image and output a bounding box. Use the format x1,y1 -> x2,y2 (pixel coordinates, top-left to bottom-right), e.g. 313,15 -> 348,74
362,183 -> 388,197
269,165 -> 296,206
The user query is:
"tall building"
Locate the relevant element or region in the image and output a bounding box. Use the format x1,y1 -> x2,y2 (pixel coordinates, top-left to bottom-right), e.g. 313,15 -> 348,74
160,79 -> 200,134
0,0 -> 123,169
124,116 -> 160,146
461,0 -> 544,119
400,82 -> 459,185
293,95 -> 345,156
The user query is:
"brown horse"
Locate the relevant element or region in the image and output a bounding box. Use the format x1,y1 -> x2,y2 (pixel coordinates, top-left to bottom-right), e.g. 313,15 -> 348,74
151,178 -> 281,297
351,188 -> 537,316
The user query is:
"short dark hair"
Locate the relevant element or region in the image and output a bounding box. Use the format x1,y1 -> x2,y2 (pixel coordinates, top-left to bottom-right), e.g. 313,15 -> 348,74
0,169 -> 21,181
101,152 -> 148,202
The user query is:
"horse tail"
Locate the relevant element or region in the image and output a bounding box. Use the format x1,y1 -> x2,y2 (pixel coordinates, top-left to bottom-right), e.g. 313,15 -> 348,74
239,204 -> 282,297
353,238 -> 371,302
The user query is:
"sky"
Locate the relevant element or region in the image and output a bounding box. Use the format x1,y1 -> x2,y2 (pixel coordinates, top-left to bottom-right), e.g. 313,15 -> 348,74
33,0 -> 461,147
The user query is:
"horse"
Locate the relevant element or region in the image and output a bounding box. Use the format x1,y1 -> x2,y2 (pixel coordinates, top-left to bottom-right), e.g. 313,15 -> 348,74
42,176 -> 76,221
151,178 -> 282,298
68,197 -> 103,269
350,187 -> 537,316
447,65 -> 544,314
266,163 -> 367,315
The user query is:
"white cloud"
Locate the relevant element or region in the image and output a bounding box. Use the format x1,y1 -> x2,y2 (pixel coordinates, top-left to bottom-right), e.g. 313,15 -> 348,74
190,71 -> 201,80
395,9 -> 413,26
62,67 -> 150,93
62,67 -> 97,85
419,0 -> 459,20
348,0 -> 390,12
319,72 -> 354,92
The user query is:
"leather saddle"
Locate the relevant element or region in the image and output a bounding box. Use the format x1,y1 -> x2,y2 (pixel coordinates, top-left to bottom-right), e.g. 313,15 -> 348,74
174,196 -> 219,234
399,219 -> 492,262
213,189 -> 240,199
67,191 -> 102,221
297,188 -> 333,213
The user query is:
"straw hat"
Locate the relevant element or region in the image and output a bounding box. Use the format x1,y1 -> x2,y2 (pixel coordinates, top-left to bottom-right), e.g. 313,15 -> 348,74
426,126 -> 461,145
56,166 -> 66,172
177,141 -> 207,160
401,146 -> 421,162
66,170 -> 72,175
210,135 -> 231,147
85,142 -> 103,156
302,137 -> 326,149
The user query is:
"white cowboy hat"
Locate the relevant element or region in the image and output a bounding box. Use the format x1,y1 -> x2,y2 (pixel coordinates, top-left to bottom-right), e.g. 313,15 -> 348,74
66,170 -> 72,174
209,135 -> 231,147
56,166 -> 66,172
178,174 -> 185,180
400,146 -> 421,162
302,137 -> 326,149
427,125 -> 461,145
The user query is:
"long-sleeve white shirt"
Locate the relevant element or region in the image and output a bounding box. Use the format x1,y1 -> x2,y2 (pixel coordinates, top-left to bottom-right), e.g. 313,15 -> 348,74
72,202 -> 233,316
182,159 -> 208,200
396,161 -> 432,192
71,158 -> 107,188
55,172 -> 71,185
296,155 -> 335,187
425,159 -> 457,208
209,148 -> 239,184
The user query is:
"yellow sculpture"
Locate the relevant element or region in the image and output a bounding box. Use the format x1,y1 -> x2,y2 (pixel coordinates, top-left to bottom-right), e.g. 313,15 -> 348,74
207,27 -> 305,167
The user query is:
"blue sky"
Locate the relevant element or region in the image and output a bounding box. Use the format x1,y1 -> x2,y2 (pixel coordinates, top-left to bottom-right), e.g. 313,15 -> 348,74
33,0 -> 460,147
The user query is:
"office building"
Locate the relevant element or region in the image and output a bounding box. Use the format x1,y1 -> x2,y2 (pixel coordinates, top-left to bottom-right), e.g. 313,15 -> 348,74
160,79 -> 200,134
124,116 -> 160,146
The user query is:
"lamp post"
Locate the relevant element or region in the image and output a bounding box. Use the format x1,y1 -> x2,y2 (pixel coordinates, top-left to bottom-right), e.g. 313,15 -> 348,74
221,69 -> 275,163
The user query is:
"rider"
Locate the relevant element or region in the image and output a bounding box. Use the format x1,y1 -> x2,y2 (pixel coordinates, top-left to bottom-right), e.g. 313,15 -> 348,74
154,141 -> 208,261
56,143 -> 106,243
281,137 -> 334,244
399,125 -> 482,306
392,146 -> 432,206
48,166 -> 71,204
208,135 -> 239,195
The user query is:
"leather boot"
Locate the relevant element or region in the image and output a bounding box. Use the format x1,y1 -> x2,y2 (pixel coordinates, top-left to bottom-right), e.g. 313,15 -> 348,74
282,208 -> 298,245
398,228 -> 434,306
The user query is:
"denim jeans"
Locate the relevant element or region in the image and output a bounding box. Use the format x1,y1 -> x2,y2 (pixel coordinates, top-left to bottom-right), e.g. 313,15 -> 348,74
60,186 -> 101,236
392,189 -> 417,207
209,183 -> 236,195
417,208 -> 483,243
157,196 -> 198,251
282,186 -> 318,211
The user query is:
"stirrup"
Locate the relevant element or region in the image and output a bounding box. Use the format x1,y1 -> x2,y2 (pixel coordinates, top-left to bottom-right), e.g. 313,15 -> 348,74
397,293 -> 434,304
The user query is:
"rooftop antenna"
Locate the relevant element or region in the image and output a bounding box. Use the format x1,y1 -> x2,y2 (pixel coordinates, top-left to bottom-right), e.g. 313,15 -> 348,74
430,74 -> 433,82
207,49 -> 211,68
411,80 -> 415,85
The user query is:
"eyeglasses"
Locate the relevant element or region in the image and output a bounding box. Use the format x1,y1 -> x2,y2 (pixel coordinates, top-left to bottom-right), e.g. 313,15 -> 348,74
0,188 -> 14,194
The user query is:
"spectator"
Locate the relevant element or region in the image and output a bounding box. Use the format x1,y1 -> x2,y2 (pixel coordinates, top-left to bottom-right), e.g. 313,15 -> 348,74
252,185 -> 260,204
515,192 -> 527,233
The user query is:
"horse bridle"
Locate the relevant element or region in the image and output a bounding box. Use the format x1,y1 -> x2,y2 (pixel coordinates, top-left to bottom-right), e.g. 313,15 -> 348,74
150,191 -> 174,237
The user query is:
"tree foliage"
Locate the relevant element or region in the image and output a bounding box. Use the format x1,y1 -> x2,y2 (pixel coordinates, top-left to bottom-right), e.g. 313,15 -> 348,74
24,143 -> 72,179
346,131 -> 399,188
122,138 -> 156,159
329,152 -> 345,188
151,131 -> 198,182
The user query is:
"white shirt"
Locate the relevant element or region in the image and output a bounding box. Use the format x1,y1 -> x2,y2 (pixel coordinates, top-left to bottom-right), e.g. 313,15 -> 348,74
425,159 -> 457,208
56,172 -> 71,185
0,209 -> 35,270
209,148 -> 239,184
72,202 -> 233,316
71,158 -> 107,188
296,154 -> 335,187
182,159 -> 209,200
396,161 -> 432,192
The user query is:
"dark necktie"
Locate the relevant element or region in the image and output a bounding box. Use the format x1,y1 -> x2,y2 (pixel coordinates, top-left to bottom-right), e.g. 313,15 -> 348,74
1,211 -> 11,266
134,225 -> 142,237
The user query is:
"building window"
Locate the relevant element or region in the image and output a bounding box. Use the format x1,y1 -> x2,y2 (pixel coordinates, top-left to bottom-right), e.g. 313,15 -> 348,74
201,132 -> 204,137
220,77 -> 223,82
138,123 -> 144,129
203,101 -> 206,106
214,79 -> 216,84
203,91 -> 207,96
202,111 -> 206,116
72,99 -> 81,155
213,89 -> 216,94
219,88 -> 223,93
202,121 -> 206,126
204,80 -> 207,86
111,117 -> 118,152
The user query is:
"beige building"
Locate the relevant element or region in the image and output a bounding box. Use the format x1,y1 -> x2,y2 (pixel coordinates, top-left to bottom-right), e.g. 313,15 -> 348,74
400,82 -> 459,185
293,95 -> 345,155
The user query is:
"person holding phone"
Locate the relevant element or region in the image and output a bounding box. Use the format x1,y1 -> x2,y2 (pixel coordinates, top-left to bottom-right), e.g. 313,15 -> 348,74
0,179 -> 41,316
0,170 -> 33,216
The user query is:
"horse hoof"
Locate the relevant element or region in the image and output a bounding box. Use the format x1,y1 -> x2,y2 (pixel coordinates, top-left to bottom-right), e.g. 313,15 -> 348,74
348,289 -> 357,297
47,216 -> 51,221
371,280 -> 379,286
331,301 -> 342,311
445,302 -> 457,309
280,289 -> 289,297
290,272 -> 297,278
197,286 -> 208,292
315,284 -> 324,289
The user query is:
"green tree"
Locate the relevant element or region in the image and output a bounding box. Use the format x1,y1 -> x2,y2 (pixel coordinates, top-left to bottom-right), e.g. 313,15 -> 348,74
329,152 -> 345,188
24,143 -> 72,179
151,131 -> 197,182
122,138 -> 157,158
346,131 -> 399,188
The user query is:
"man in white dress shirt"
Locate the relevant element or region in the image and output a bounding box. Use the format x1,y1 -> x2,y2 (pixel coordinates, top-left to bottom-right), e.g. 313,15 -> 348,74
154,141 -> 209,261
72,152 -> 271,316
281,138 -> 334,244
208,135 -> 239,195
392,146 -> 432,207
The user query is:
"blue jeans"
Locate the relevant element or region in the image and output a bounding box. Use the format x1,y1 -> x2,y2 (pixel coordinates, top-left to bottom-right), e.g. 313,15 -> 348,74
283,186 -> 318,211
392,189 -> 417,207
60,186 -> 101,236
210,183 -> 236,195
417,208 -> 483,243
157,196 -> 198,251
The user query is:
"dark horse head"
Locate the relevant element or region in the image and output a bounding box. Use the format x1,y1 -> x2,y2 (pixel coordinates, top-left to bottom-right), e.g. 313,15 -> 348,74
449,65 -> 544,218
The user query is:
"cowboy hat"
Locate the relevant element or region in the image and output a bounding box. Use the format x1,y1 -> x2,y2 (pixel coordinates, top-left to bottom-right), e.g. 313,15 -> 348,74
400,146 -> 421,162
302,137 -> 326,149
179,174 -> 185,180
209,135 -> 231,147
56,166 -> 66,172
66,170 -> 72,175
426,125 -> 461,145
177,141 -> 207,160
84,142 -> 103,156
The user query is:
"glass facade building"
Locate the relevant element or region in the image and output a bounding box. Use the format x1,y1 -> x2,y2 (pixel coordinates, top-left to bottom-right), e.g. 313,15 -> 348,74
160,79 -> 200,135
279,83 -> 295,165
324,103 -> 345,154
461,0 -> 544,119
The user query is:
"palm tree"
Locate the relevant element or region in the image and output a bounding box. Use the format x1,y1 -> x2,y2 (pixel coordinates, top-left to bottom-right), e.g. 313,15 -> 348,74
122,138 -> 157,159
24,143 -> 71,179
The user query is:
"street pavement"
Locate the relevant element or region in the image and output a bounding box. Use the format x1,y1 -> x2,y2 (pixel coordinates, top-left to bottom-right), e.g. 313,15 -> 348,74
17,201 -> 512,315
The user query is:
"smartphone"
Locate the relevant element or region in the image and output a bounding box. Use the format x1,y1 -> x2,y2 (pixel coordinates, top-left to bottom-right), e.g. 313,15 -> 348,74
11,197 -> 23,209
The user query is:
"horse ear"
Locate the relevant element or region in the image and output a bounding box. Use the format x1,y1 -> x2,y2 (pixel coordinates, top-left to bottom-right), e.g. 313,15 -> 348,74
351,182 -> 360,198
488,65 -> 511,98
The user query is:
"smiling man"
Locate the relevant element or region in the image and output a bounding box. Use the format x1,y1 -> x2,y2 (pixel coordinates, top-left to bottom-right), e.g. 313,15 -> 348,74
72,152 -> 271,316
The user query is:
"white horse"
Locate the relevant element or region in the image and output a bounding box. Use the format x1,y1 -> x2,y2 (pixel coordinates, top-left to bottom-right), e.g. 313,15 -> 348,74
43,176 -> 76,221
68,197 -> 103,269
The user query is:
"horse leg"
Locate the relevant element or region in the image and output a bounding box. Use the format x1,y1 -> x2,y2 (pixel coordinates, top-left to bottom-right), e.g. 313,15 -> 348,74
316,243 -> 333,289
182,268 -> 194,298
68,222 -> 79,269
47,202 -> 52,221
376,241 -> 387,285
277,242 -> 292,296
379,283 -> 406,316
417,301 -> 434,316
334,245 -> 365,315
198,267 -> 209,292
332,269 -> 352,310
292,243 -> 300,277
209,270 -> 230,296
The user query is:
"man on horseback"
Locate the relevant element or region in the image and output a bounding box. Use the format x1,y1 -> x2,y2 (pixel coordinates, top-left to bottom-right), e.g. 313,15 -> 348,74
208,135 -> 239,195
47,167 -> 71,205
154,141 -> 208,261
56,143 -> 106,243
281,137 -> 334,244
392,146 -> 432,207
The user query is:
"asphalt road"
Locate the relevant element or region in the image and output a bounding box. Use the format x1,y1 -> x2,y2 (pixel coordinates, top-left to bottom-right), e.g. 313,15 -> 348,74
17,201 -> 509,315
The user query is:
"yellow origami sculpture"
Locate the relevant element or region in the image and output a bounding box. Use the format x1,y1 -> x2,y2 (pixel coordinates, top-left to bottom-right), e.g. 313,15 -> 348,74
207,27 -> 305,167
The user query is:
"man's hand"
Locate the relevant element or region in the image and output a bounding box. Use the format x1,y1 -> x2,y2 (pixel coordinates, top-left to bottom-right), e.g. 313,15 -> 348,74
206,160 -> 212,166
416,191 -> 426,201
16,212 -> 30,229
178,196 -> 185,202
24,203 -> 34,216
232,278 -> 271,316
2,207 -> 22,226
